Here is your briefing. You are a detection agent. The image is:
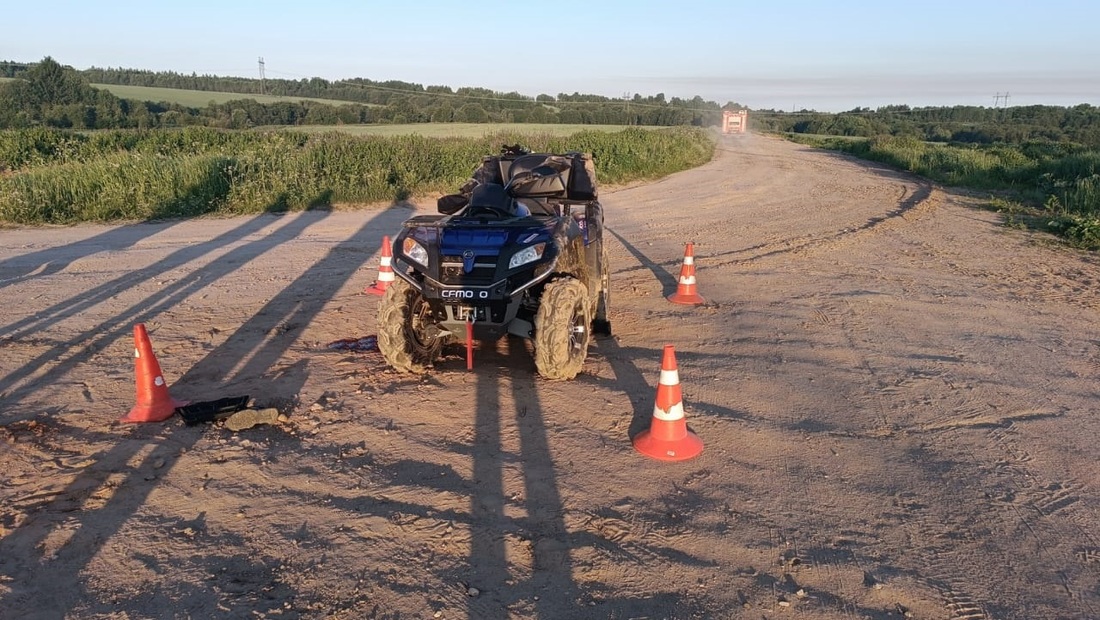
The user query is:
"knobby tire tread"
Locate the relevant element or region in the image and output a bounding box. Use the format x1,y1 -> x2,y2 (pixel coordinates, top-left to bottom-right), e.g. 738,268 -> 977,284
377,279 -> 436,374
534,277 -> 590,380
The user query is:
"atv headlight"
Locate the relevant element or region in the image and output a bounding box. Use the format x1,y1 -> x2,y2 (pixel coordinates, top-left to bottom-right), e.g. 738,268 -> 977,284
403,238 -> 429,267
509,243 -> 546,269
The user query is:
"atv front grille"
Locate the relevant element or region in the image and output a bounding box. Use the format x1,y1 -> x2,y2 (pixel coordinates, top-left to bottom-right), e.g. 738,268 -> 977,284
446,302 -> 508,324
441,255 -> 497,284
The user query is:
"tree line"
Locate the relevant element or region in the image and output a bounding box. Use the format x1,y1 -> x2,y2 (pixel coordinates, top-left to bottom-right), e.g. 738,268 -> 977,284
752,104 -> 1100,148
2,58 -> 1096,149
0,58 -> 731,130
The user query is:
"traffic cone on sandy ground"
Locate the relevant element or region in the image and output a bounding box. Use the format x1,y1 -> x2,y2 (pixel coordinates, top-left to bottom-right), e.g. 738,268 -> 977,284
366,235 -> 395,295
120,323 -> 188,423
633,344 -> 704,462
667,243 -> 705,306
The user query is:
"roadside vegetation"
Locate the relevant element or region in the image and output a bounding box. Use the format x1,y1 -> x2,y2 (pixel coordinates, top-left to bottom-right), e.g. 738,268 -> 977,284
764,107 -> 1100,250
0,126 -> 714,225
0,57 -> 715,226
2,56 -> 1096,247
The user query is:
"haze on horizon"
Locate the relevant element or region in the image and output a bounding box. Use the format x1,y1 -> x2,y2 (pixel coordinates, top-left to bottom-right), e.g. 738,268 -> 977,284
4,0 -> 1098,113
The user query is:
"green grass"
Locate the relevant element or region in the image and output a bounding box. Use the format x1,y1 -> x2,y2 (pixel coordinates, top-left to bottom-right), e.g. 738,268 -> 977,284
270,123 -> 667,138
785,132 -> 1100,250
0,126 -> 715,225
0,77 -> 364,107
783,132 -> 865,143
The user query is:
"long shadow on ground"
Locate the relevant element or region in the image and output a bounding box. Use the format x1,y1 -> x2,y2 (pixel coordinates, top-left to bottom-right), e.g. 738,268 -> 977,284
0,205 -> 405,619
0,220 -> 187,293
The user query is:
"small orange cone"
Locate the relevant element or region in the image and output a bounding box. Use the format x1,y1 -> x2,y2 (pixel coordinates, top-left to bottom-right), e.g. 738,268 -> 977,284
120,323 -> 187,423
667,243 -> 705,306
633,344 -> 703,461
366,235 -> 395,296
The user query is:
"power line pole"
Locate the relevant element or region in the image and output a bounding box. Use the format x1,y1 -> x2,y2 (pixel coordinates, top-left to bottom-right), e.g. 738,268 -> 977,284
258,57 -> 266,95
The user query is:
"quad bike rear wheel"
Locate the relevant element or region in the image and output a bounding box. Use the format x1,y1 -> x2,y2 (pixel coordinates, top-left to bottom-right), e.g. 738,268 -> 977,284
534,277 -> 591,380
377,278 -> 444,373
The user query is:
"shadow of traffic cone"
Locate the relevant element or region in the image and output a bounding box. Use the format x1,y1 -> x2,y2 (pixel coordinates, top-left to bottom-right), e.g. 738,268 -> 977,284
120,323 -> 188,424
633,344 -> 703,462
366,235 -> 395,296
667,242 -> 705,306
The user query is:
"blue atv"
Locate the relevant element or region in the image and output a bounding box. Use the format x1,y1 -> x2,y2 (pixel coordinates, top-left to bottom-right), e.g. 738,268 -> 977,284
377,145 -> 611,380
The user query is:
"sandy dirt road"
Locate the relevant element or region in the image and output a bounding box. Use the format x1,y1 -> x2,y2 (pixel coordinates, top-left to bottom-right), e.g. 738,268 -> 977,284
2,133 -> 1099,619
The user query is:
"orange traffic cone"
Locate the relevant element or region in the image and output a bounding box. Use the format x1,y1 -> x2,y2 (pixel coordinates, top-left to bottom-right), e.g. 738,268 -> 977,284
633,344 -> 704,461
366,235 -> 395,296
667,243 -> 705,306
120,323 -> 187,423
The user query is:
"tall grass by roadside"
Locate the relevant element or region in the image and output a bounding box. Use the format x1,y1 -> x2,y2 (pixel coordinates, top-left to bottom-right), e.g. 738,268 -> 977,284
790,133 -> 1100,249
0,126 -> 714,225
1,153 -> 235,222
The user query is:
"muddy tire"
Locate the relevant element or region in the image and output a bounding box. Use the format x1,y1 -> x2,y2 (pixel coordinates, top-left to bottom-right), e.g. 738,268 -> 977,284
534,277 -> 591,380
377,278 -> 443,374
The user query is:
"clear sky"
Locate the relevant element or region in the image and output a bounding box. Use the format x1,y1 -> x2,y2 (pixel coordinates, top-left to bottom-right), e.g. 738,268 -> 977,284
4,0 -> 1098,112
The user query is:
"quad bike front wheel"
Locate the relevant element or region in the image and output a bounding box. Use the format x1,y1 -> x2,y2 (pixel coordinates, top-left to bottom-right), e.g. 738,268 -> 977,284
377,278 -> 444,373
534,277 -> 591,380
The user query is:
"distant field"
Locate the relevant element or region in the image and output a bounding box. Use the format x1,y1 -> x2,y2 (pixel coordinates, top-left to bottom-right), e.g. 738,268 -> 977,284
93,83 -> 368,107
0,77 -> 363,107
268,123 -> 663,137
